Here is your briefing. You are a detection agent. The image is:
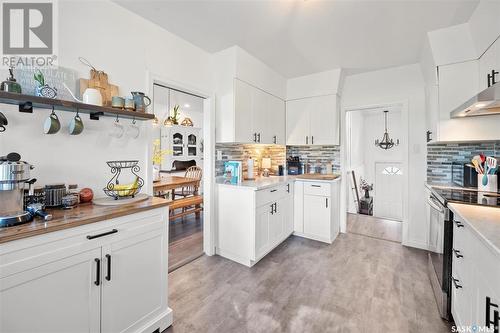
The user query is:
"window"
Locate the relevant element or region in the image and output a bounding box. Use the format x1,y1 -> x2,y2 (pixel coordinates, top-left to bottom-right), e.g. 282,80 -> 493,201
382,166 -> 402,175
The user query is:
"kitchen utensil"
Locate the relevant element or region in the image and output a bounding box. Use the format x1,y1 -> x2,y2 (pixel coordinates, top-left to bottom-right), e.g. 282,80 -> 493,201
69,112 -> 84,135
79,78 -> 118,107
111,96 -> 125,108
63,82 -> 103,106
43,108 -> 61,134
480,153 -> 486,165
109,117 -> 124,138
0,112 -> 7,132
131,92 -> 151,112
44,184 -> 66,207
0,154 -> 35,227
1,68 -> 22,93
472,159 -> 482,174
23,186 -> 45,210
27,202 -> 52,221
478,174 -> 498,192
125,119 -> 140,139
124,98 -> 135,110
483,156 -> 497,185
79,57 -> 117,106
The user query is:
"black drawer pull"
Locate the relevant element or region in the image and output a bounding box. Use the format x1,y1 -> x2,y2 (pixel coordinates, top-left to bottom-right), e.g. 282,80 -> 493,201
454,221 -> 464,228
105,254 -> 111,281
311,185 -> 321,188
94,258 -> 100,286
270,189 -> 277,193
87,229 -> 118,240
486,297 -> 499,332
453,249 -> 464,258
286,184 -> 290,193
452,277 -> 462,289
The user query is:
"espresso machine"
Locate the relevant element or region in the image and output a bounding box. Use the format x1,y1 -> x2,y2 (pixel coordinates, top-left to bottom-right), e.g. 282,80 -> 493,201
0,153 -> 51,227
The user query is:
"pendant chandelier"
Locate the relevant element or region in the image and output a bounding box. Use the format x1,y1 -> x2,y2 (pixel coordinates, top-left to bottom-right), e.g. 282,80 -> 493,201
374,110 -> 399,150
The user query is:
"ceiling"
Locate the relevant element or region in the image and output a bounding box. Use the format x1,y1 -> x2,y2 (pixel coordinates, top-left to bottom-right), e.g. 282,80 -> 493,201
116,0 -> 479,78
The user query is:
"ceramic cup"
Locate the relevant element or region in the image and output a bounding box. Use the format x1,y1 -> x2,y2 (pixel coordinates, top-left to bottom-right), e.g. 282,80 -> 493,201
109,119 -> 124,138
44,110 -> 61,134
111,96 -> 125,109
69,114 -> 84,135
126,120 -> 140,139
124,98 -> 135,111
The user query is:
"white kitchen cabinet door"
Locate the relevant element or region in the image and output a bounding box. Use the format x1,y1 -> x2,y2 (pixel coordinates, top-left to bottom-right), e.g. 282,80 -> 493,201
479,40 -> 498,92
309,94 -> 339,145
269,202 -> 284,245
267,94 -> 286,145
303,194 -> 331,238
101,229 -> 166,333
234,78 -> 255,143
286,98 -> 310,145
474,274 -> 500,332
255,204 -> 271,259
438,60 -> 479,119
252,87 -> 269,144
425,84 -> 439,143
0,247 -> 101,333
451,272 -> 474,329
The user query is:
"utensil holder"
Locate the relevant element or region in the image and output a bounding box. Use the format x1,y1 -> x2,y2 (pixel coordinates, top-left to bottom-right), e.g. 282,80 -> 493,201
478,174 -> 497,192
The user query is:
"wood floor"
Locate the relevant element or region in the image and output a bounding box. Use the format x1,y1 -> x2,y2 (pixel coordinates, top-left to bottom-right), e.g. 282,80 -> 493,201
347,213 -> 402,243
169,214 -> 203,272
164,233 -> 451,333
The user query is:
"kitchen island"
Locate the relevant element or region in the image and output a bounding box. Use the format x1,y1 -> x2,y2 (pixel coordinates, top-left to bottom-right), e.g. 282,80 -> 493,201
0,197 -> 172,333
217,175 -> 341,267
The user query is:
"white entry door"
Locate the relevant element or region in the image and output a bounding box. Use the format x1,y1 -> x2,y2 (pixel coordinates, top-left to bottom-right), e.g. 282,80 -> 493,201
374,162 -> 403,221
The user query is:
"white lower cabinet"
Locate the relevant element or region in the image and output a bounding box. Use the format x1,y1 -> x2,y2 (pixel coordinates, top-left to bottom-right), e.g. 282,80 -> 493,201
0,208 -> 171,333
451,215 -> 500,332
293,180 -> 340,243
217,181 -> 294,267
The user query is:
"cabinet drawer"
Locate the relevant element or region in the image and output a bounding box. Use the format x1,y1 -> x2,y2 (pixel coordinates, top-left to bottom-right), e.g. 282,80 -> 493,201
303,182 -> 331,196
451,269 -> 473,328
256,184 -> 288,207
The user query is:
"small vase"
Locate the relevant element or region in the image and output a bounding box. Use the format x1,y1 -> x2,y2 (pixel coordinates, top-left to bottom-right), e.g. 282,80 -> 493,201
364,190 -> 370,198
153,165 -> 161,182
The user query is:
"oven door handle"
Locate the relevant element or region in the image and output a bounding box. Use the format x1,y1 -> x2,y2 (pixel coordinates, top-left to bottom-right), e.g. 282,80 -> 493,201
427,196 -> 444,214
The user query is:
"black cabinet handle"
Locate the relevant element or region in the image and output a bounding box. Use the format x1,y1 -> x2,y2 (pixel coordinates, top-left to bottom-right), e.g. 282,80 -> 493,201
454,221 -> 464,228
311,185 -> 321,188
270,204 -> 274,215
452,277 -> 462,289
286,184 -> 290,193
326,198 -> 328,208
273,135 -> 277,144
257,133 -> 261,143
453,248 -> 464,258
105,254 -> 111,281
488,70 -> 499,87
87,229 -> 118,240
487,297 -> 499,332
311,136 -> 314,145
426,130 -> 432,143
253,133 -> 257,142
94,258 -> 101,286
270,189 -> 277,193
306,136 -> 308,144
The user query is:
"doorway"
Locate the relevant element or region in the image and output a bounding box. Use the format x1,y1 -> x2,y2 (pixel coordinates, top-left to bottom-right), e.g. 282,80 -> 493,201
345,104 -> 406,243
152,83 -> 207,271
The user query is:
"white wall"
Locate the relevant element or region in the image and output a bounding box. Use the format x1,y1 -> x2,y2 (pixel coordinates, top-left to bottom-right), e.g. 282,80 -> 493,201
286,69 -> 342,100
0,1 -> 212,196
427,23 -> 476,66
342,64 -> 427,249
468,0 -> 500,58
346,111 -> 365,214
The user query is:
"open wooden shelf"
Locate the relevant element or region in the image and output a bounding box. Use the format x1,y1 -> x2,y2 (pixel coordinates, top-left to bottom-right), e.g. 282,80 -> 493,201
0,91 -> 155,121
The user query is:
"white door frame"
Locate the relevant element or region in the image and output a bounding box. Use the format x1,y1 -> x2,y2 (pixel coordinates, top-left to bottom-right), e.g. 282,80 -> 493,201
146,71 -> 216,256
340,100 -> 410,245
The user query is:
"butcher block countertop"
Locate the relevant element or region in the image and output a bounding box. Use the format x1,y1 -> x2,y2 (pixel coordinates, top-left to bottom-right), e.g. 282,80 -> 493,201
0,196 -> 169,244
217,174 -> 341,190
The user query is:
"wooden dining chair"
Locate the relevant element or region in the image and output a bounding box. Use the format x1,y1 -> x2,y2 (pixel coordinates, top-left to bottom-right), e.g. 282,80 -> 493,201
179,166 -> 203,198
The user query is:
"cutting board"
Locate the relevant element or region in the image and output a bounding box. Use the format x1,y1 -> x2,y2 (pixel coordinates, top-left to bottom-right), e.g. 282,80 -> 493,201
79,78 -> 119,107
296,174 -> 340,181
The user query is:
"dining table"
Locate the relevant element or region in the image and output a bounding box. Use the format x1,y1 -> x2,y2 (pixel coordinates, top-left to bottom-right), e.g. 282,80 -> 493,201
153,176 -> 200,200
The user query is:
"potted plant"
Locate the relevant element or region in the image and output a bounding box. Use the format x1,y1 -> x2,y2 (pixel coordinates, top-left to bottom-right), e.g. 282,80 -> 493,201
359,178 -> 373,198
152,139 -> 169,182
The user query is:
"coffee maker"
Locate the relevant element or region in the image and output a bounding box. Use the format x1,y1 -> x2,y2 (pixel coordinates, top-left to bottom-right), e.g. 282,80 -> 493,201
0,153 -> 36,227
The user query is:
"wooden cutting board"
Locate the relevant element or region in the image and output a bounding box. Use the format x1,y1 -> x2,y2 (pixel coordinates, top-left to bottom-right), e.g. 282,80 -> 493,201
296,174 -> 340,180
79,78 -> 119,107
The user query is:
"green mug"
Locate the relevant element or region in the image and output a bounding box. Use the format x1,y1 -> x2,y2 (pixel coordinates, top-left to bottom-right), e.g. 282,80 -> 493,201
69,114 -> 84,135
43,110 -> 60,134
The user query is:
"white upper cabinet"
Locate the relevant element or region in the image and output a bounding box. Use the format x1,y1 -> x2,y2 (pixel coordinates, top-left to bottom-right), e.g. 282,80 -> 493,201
479,37 -> 500,91
438,59 -> 479,118
286,94 -> 339,145
218,78 -> 286,144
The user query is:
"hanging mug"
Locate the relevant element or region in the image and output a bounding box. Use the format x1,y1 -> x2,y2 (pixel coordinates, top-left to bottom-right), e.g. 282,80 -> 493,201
44,108 -> 61,134
69,112 -> 84,135
131,92 -> 151,112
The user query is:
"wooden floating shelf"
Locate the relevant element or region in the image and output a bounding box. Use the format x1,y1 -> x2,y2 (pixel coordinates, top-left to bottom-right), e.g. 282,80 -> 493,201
0,91 -> 155,121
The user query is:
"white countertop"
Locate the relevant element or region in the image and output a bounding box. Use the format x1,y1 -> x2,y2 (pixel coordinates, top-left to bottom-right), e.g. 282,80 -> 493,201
448,203 -> 500,258
216,175 -> 341,190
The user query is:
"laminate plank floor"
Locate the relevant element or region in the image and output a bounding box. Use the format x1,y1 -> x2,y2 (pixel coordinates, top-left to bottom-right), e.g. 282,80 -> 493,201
169,214 -> 203,272
347,213 -> 402,243
164,233 -> 451,333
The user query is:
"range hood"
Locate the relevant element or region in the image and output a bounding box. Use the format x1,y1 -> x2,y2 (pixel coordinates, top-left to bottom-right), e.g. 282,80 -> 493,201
450,83 -> 500,118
